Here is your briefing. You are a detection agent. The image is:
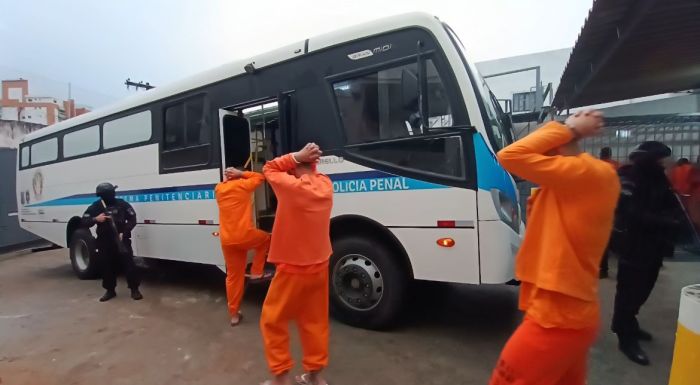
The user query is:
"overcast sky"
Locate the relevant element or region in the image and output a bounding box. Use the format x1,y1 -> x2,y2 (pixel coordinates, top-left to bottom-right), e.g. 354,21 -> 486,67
0,0 -> 593,107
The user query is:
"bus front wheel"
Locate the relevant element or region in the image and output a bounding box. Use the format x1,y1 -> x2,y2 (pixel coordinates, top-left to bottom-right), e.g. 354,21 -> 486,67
69,229 -> 100,280
330,236 -> 408,330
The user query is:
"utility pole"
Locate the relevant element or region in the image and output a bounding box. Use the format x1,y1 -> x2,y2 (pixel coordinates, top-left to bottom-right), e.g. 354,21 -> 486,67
125,78 -> 155,91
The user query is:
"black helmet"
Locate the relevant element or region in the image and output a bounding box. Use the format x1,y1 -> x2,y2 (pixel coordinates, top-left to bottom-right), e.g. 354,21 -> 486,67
629,141 -> 671,161
96,182 -> 118,196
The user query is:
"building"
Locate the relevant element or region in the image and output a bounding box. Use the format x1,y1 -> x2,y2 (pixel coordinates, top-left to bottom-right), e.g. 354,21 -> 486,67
476,49 -> 700,163
0,79 -> 89,126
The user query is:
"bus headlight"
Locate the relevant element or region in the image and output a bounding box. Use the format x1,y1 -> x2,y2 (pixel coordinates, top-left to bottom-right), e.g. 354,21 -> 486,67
491,189 -> 520,234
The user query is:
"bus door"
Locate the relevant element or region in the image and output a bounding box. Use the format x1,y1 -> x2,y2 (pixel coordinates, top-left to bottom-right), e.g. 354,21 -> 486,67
218,97 -> 288,232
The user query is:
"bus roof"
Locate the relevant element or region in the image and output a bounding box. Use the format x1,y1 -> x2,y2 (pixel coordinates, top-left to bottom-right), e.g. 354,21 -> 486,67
23,12 -> 443,143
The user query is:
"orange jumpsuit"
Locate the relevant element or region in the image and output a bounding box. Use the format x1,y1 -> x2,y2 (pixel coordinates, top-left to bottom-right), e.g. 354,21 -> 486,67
490,122 -> 620,385
215,171 -> 270,317
601,158 -> 620,170
260,154 -> 333,376
672,163 -> 692,195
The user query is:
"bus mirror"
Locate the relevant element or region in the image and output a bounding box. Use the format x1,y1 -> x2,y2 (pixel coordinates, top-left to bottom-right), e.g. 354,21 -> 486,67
401,68 -> 419,110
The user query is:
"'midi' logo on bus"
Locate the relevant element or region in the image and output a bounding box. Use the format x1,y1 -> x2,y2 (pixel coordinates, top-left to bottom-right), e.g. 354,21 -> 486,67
347,44 -> 392,60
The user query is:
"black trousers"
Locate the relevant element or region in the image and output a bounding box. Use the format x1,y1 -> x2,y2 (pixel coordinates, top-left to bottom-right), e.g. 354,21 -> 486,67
98,239 -> 140,291
611,260 -> 661,341
600,248 -> 610,274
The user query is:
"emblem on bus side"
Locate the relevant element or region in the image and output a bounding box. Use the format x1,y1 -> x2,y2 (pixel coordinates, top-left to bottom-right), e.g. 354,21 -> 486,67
319,156 -> 344,164
347,44 -> 392,60
32,170 -> 44,201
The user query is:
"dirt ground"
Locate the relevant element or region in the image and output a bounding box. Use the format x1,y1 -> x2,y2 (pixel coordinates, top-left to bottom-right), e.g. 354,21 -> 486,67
1,248 -> 698,385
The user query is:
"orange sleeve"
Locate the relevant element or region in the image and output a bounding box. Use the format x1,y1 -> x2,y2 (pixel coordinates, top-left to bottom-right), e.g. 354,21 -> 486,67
263,154 -> 304,193
237,171 -> 265,192
497,121 -> 594,189
214,181 -> 230,197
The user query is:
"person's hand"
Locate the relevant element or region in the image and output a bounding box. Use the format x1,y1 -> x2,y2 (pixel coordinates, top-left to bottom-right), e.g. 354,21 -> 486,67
225,167 -> 243,180
294,143 -> 322,163
95,213 -> 110,223
565,109 -> 604,139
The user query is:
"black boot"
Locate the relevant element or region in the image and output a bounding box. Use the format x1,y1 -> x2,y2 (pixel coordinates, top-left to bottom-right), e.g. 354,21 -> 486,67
130,289 -> 143,300
637,328 -> 653,341
619,338 -> 650,366
99,290 -> 117,302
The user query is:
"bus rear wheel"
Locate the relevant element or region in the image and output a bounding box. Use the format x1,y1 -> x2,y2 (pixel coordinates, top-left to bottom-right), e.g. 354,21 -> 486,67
330,235 -> 408,330
69,228 -> 100,280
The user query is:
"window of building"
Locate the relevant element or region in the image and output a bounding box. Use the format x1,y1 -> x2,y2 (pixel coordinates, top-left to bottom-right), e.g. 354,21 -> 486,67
30,137 -> 58,165
333,59 -> 453,145
63,125 -> 100,158
347,135 -> 465,179
20,146 -> 29,167
103,110 -> 152,149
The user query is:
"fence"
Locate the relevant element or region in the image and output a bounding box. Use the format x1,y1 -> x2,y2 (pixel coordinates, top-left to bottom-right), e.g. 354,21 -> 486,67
579,114 -> 700,163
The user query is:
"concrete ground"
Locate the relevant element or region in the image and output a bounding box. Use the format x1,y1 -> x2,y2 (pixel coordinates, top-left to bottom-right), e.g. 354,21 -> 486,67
0,249 -> 698,385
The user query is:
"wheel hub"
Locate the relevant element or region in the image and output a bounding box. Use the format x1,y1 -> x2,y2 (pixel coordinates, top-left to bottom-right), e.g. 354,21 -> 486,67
333,253 -> 384,311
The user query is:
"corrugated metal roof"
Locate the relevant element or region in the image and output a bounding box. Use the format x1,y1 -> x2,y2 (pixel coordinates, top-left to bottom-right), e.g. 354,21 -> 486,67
553,0 -> 700,109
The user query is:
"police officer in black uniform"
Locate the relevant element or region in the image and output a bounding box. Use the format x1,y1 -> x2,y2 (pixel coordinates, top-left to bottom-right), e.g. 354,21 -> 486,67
611,141 -> 681,365
82,182 -> 143,302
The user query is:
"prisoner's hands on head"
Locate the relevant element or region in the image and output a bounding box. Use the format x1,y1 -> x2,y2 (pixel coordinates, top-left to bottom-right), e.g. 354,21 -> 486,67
565,109 -> 604,139
225,167 -> 243,180
295,143 -> 323,164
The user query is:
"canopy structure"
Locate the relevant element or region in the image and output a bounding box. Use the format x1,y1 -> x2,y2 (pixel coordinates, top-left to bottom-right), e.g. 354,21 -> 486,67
553,0 -> 700,109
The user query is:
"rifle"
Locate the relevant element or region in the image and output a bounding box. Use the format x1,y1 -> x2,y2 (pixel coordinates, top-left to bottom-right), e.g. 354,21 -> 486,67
101,199 -> 129,255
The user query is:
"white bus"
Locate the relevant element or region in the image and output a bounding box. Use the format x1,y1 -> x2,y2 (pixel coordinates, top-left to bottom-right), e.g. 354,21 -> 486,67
17,13 -> 522,329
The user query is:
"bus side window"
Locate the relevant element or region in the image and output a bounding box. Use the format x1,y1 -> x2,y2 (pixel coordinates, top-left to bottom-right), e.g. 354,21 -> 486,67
161,94 -> 211,171
347,135 -> 465,179
30,137 -> 58,165
20,145 -> 29,168
333,59 -> 453,145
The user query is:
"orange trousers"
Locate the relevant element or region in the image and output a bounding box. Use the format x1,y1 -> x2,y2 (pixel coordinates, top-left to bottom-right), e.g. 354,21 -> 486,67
489,317 -> 599,385
221,229 -> 270,317
260,268 -> 329,375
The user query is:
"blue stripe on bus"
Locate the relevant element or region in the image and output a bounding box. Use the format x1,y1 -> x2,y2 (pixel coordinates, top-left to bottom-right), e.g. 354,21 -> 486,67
25,171 -> 450,207
329,170 -> 447,194
473,133 -> 517,203
26,184 -> 218,207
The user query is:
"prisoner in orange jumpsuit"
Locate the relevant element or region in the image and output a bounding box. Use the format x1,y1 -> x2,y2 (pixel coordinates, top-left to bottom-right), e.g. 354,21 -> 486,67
259,143 -> 333,385
489,111 -> 620,385
215,167 -> 270,326
671,158 -> 692,196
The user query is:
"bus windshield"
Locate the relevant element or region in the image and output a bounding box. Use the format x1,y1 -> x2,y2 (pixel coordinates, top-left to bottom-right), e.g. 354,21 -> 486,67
443,23 -> 514,151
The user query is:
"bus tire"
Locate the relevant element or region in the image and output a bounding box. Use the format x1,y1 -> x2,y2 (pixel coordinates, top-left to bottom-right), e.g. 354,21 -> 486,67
69,228 -> 100,280
330,235 -> 408,330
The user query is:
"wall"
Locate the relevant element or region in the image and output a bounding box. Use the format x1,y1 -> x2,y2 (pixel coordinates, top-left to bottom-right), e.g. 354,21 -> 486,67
0,119 -> 45,148
20,106 -> 49,125
1,106 -> 18,120
475,48 -> 572,104
0,148 -> 42,252
597,93 -> 700,118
